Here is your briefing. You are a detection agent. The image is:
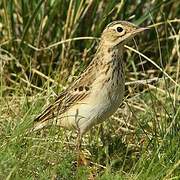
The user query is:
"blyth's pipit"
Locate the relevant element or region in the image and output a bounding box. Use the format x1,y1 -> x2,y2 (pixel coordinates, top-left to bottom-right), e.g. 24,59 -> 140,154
33,21 -> 147,154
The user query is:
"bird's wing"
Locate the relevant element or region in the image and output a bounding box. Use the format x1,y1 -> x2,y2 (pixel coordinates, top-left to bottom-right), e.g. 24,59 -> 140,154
34,82 -> 91,124
33,57 -> 97,129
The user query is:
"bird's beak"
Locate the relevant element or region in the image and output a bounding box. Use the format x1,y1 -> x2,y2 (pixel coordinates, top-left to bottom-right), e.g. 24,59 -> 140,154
133,27 -> 149,34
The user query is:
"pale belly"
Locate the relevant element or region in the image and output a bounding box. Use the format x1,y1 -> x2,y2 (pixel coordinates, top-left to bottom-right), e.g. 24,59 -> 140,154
57,84 -> 125,135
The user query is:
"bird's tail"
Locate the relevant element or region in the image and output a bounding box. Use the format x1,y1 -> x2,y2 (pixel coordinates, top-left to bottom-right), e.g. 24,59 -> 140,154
32,104 -> 56,132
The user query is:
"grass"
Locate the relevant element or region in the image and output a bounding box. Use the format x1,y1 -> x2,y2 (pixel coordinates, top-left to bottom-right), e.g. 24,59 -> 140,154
0,0 -> 180,179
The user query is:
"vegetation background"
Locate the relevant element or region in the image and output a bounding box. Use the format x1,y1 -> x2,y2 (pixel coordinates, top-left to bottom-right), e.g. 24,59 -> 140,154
0,0 -> 179,179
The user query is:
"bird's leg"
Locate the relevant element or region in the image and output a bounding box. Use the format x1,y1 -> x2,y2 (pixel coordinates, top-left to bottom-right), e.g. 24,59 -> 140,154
75,109 -> 88,166
76,129 -> 89,166
76,129 -> 82,166
74,109 -> 82,165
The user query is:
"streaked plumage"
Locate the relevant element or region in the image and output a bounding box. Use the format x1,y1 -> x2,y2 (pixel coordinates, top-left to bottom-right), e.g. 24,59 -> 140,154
34,21 -> 147,136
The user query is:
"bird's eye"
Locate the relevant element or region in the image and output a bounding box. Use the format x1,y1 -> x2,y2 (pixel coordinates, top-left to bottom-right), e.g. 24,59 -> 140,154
116,27 -> 123,33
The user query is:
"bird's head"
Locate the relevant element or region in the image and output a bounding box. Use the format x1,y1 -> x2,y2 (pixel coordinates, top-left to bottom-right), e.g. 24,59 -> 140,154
101,21 -> 148,47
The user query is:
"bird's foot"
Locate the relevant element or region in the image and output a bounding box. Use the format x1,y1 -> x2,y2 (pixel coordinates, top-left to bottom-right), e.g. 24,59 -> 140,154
77,149 -> 91,166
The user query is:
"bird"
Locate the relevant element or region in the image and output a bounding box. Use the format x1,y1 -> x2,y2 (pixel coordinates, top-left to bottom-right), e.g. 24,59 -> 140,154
33,21 -> 147,163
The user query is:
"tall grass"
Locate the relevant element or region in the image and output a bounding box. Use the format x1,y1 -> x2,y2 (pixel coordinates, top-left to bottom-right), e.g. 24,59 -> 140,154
0,0 -> 179,179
